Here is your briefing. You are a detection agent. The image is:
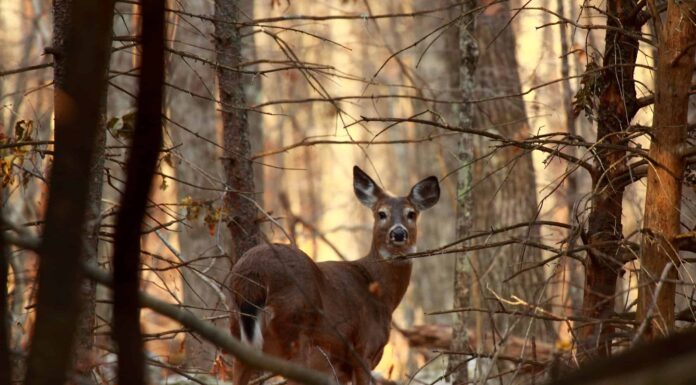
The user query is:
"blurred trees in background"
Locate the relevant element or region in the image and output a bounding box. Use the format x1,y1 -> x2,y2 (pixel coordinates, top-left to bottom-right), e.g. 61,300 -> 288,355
0,0 -> 695,384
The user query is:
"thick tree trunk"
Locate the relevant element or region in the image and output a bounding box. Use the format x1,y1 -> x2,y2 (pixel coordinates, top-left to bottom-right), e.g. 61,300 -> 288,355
578,0 -> 641,358
173,0 -> 231,370
468,0 -> 547,346
449,1 -> 478,383
111,0 -> 165,383
52,0 -> 113,378
636,1 -> 696,340
24,1 -> 115,384
215,0 -> 260,265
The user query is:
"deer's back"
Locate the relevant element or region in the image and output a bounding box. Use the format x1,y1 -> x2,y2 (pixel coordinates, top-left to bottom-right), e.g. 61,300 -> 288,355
231,243 -> 324,299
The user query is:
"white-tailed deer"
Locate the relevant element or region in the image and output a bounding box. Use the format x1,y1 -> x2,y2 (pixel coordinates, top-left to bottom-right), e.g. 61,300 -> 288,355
229,166 -> 440,385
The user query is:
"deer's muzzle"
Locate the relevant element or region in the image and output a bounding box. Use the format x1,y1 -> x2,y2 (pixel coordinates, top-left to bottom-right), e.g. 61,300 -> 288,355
389,225 -> 408,245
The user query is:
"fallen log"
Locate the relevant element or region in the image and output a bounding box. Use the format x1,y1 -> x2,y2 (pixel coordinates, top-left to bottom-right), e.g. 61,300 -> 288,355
401,324 -> 554,363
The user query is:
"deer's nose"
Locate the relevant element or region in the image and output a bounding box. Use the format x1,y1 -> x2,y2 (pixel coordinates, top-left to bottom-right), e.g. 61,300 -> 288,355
390,226 -> 408,243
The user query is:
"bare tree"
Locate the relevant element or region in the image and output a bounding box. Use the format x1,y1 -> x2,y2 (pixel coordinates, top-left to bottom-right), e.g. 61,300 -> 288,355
577,0 -> 642,358
215,0 -> 259,264
60,0 -> 115,376
468,0 -> 548,354
449,0 -> 478,383
24,1 -> 115,384
111,0 -> 166,383
637,1 -> 696,340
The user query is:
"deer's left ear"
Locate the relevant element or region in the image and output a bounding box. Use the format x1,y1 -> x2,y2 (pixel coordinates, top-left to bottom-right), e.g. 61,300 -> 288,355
409,176 -> 440,211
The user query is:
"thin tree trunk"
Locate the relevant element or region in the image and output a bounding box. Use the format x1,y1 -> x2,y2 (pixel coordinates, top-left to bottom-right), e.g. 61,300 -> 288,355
577,0 -> 641,358
0,211 -> 9,385
556,0 -> 584,344
240,0 -> 264,211
63,0 -> 113,377
449,1 -> 478,383
112,0 -> 166,383
215,0 -> 259,265
636,1 -> 696,340
24,1 -> 115,384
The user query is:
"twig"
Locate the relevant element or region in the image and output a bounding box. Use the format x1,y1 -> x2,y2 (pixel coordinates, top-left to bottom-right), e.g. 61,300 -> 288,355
631,262 -> 674,345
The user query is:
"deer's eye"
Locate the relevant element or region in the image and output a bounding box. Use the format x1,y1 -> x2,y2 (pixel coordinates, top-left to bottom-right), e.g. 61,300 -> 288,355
378,211 -> 388,220
406,211 -> 416,220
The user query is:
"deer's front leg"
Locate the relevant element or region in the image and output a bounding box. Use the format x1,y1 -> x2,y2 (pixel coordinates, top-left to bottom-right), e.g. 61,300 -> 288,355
351,361 -> 374,385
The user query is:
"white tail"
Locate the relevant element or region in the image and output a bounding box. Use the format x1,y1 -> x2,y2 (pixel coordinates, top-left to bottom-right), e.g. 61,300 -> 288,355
229,166 -> 440,385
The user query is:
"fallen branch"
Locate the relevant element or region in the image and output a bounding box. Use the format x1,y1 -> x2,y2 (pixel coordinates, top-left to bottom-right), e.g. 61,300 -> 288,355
548,327 -> 696,385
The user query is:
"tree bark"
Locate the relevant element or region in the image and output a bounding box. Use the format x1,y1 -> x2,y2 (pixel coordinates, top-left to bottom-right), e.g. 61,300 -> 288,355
24,1 -> 115,384
170,0 -> 231,370
467,0 -> 548,349
215,0 -> 260,265
240,0 -> 264,212
111,0 -> 166,383
636,1 -> 696,340
449,1 -> 478,383
578,0 -> 641,358
555,0 -> 584,345
51,0 -> 114,377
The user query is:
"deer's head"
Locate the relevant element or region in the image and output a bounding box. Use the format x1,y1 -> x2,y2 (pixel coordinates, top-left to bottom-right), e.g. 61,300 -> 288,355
353,166 -> 440,259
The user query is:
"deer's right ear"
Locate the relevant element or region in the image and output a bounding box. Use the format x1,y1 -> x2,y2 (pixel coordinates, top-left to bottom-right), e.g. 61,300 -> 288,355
353,166 -> 383,208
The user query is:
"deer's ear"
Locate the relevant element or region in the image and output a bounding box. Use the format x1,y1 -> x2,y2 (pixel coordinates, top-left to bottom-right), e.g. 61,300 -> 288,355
353,166 -> 383,208
409,176 -> 440,210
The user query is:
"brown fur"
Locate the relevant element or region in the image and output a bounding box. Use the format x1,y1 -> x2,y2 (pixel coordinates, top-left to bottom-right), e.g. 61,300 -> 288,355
229,167 -> 439,385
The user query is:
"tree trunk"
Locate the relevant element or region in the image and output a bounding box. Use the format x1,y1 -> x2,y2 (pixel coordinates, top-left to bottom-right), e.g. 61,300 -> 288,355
240,0 -> 264,214
468,0 -> 548,352
0,207 -> 9,385
577,0 -> 641,358
24,1 -> 115,384
636,1 -> 696,340
554,0 -> 584,345
449,1 -> 478,383
52,0 -> 114,377
215,0 -> 259,265
170,0 -> 231,370
111,0 -> 165,383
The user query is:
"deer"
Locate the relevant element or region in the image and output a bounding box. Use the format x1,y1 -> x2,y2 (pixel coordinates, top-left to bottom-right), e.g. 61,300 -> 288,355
229,166 -> 440,385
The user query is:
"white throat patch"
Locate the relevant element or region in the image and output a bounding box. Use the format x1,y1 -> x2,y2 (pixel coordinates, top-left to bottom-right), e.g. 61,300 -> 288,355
379,245 -> 417,259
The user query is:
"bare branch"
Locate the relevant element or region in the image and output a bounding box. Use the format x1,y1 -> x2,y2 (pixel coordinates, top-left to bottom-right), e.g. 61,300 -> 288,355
82,263 -> 335,385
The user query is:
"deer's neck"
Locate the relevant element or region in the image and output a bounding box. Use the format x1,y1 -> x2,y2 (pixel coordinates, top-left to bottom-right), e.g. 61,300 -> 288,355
357,243 -> 414,312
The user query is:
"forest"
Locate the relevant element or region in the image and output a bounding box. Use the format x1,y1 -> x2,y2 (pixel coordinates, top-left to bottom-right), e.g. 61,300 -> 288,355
0,0 -> 695,384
